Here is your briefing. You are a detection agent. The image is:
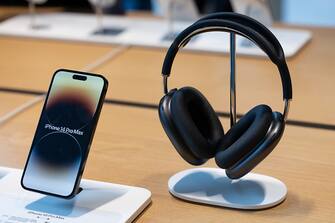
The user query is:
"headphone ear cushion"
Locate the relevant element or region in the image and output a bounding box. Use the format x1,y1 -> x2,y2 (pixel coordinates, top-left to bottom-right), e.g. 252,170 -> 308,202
159,92 -> 207,165
215,104 -> 273,169
226,112 -> 285,179
171,87 -> 224,159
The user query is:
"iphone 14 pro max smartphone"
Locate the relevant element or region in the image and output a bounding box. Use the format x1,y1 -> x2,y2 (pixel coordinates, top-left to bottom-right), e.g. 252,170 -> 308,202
21,69 -> 108,199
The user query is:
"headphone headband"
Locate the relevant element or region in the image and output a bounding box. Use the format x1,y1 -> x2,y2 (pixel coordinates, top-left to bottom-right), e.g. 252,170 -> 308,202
161,13 -> 292,100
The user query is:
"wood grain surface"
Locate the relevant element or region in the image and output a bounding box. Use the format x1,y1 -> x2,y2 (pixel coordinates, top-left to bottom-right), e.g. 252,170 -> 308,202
0,94 -> 333,222
0,36 -> 114,92
0,26 -> 334,125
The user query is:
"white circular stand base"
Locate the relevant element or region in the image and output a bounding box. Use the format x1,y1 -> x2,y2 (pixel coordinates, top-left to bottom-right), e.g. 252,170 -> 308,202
168,168 -> 287,210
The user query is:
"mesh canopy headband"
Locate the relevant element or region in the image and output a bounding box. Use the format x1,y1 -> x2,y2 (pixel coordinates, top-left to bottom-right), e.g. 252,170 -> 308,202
161,13 -> 292,100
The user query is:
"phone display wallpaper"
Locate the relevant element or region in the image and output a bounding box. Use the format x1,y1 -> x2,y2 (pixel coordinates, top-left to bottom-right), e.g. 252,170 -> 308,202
22,71 -> 105,197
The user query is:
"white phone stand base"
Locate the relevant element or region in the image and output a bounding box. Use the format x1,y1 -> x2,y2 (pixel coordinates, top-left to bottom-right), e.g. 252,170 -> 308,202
0,167 -> 151,223
168,168 -> 287,210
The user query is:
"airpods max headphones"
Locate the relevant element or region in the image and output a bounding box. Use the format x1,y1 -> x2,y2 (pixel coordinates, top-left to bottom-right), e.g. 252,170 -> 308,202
159,12 -> 292,179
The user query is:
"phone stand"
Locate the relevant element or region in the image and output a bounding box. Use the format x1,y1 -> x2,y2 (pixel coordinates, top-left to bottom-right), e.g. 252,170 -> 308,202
161,31 -> 179,42
91,3 -> 125,36
27,0 -> 49,30
167,33 -> 287,210
0,167 -> 151,223
93,27 -> 125,36
161,0 -> 178,42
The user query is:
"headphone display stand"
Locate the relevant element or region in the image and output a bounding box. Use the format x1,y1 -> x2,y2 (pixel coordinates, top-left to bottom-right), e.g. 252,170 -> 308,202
168,33 -> 287,210
168,167 -> 287,210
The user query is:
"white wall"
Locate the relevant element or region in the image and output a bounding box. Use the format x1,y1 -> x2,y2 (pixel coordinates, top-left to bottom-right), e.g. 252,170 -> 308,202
281,0 -> 335,27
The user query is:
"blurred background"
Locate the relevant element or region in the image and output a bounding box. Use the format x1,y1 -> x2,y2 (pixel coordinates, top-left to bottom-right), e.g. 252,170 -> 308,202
1,0 -> 335,27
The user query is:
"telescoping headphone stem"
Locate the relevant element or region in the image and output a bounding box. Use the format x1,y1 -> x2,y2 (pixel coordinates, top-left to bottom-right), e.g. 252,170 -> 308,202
159,12 -> 292,179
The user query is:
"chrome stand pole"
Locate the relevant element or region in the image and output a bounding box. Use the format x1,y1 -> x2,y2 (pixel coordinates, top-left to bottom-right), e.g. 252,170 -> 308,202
28,0 -> 36,29
230,32 -> 237,127
167,0 -> 175,38
97,0 -> 104,31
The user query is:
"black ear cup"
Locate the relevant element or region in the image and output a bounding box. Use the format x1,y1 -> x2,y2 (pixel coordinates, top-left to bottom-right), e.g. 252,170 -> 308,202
215,105 -> 273,169
170,87 -> 225,159
160,92 -> 286,179
159,87 -> 224,165
159,89 -> 206,165
226,112 -> 285,179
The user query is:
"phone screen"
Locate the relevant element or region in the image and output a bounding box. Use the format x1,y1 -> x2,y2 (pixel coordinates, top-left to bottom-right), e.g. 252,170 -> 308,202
21,70 -> 107,198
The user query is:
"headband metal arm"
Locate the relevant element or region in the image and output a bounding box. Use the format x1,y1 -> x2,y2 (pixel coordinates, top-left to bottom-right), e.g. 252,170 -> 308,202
163,75 -> 168,94
283,99 -> 290,122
